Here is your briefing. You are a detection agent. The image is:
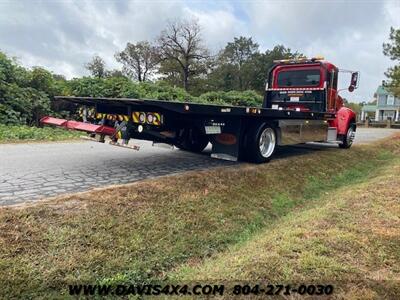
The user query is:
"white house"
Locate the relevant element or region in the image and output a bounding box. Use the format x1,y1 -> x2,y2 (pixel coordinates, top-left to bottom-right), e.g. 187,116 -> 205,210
361,84 -> 400,122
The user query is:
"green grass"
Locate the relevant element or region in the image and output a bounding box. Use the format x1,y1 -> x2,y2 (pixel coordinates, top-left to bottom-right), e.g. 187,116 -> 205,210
0,124 -> 81,142
0,135 -> 399,298
171,158 -> 400,299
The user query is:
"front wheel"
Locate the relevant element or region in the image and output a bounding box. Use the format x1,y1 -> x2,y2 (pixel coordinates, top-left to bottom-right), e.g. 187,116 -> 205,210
244,123 -> 277,163
339,123 -> 356,149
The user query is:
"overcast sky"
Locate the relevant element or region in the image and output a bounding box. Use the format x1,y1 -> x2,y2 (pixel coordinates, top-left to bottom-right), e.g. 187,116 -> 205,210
1,0 -> 399,102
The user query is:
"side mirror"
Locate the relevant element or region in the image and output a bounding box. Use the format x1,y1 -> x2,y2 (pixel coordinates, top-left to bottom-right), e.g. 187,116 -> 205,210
348,72 -> 359,92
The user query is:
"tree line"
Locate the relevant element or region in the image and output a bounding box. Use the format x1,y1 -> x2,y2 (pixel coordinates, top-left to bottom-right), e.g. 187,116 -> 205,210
0,18 -> 298,126
86,19 -> 299,95
1,18 -> 398,127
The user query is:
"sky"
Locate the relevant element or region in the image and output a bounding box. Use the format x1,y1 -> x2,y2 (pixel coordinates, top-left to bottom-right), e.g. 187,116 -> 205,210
1,0 -> 399,103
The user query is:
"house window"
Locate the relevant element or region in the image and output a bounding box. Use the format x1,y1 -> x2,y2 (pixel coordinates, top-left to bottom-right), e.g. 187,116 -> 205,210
387,95 -> 394,106
378,95 -> 387,106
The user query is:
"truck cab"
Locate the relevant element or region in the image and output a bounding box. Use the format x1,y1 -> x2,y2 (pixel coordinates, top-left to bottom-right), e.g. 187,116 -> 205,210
264,57 -> 357,114
263,57 -> 359,150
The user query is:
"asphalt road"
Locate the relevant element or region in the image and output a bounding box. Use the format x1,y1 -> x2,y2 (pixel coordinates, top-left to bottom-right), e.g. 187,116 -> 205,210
0,127 -> 398,206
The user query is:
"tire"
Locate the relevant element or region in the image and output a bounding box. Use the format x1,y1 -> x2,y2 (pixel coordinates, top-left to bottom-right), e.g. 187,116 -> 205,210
175,128 -> 209,153
339,123 -> 356,149
244,123 -> 277,163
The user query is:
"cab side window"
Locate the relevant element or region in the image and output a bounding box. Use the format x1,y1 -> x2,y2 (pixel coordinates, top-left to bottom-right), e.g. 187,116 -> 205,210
328,70 -> 338,90
332,71 -> 338,90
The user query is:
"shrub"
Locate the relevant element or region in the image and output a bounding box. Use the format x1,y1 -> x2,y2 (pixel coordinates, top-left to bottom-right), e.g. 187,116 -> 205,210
0,51 -> 264,128
0,124 -> 80,142
199,90 -> 263,106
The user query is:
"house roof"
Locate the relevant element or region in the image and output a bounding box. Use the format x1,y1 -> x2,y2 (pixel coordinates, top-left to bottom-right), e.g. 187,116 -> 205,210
376,85 -> 391,95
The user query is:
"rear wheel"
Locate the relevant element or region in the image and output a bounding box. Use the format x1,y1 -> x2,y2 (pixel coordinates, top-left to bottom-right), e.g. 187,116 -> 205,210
244,123 -> 277,163
175,128 -> 209,153
339,123 -> 355,149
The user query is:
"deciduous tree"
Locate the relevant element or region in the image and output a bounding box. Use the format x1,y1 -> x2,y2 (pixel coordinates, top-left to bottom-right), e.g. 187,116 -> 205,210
115,41 -> 159,81
249,45 -> 299,92
383,27 -> 400,96
157,19 -> 209,91
85,55 -> 107,78
207,40 -> 299,93
221,36 -> 259,90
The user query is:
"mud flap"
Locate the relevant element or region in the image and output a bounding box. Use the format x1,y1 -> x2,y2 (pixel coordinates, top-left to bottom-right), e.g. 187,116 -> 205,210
210,119 -> 242,161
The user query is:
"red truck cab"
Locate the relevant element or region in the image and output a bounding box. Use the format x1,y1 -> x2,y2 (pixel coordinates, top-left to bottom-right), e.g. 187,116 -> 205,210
264,57 -> 359,148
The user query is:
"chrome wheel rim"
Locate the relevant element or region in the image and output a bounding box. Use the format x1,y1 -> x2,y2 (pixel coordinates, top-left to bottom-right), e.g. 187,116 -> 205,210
347,127 -> 355,145
259,127 -> 276,158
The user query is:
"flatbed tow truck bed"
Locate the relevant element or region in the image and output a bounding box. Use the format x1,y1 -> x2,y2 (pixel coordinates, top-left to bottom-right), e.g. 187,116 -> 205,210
42,58 -> 358,163
55,96 -> 335,120
41,96 -> 338,163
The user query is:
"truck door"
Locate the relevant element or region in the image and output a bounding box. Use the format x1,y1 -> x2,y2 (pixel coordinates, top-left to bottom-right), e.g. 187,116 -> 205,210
326,69 -> 339,112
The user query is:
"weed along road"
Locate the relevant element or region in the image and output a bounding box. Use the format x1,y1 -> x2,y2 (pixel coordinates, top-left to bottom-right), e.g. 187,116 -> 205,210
0,127 -> 397,206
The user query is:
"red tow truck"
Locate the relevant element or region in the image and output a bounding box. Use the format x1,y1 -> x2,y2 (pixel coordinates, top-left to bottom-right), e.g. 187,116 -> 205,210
41,57 -> 359,163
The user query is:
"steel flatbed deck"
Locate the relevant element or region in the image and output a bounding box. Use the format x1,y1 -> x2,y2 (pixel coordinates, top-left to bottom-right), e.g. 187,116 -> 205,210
55,96 -> 336,120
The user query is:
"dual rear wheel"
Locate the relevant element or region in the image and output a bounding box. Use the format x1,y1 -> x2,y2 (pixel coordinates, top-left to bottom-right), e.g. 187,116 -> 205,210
175,124 -> 277,164
242,123 -> 277,163
175,128 -> 209,153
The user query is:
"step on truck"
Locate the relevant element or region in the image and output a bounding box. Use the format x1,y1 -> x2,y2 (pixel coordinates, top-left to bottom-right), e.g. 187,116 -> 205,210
41,57 -> 359,163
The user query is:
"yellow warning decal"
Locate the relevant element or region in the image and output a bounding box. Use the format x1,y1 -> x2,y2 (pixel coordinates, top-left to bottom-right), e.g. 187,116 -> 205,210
132,112 -> 143,123
117,114 -> 130,122
95,113 -> 129,121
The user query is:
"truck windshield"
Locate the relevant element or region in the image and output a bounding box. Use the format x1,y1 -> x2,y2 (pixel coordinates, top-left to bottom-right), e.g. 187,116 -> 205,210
277,69 -> 320,87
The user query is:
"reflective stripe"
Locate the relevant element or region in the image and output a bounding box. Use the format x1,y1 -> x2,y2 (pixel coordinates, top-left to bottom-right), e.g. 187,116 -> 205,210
132,112 -> 141,123
266,87 -> 324,91
106,114 -> 117,121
